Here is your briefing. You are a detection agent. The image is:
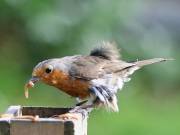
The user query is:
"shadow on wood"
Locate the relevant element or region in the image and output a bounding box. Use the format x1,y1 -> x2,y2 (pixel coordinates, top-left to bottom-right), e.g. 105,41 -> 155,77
0,106 -> 88,135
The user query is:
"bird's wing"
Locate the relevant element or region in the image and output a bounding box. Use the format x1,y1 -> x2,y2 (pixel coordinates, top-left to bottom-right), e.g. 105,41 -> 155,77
69,56 -> 134,80
69,56 -> 106,80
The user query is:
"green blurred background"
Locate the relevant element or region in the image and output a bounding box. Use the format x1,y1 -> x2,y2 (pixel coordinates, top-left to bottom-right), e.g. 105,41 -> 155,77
0,0 -> 179,135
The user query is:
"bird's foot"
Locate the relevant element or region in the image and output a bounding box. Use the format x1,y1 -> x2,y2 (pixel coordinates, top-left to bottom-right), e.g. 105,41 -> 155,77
51,113 -> 80,120
0,114 -> 39,122
50,105 -> 93,120
69,106 -> 90,119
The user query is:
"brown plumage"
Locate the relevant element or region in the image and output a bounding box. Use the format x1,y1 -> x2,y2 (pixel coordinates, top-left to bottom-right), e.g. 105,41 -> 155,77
25,42 -> 172,112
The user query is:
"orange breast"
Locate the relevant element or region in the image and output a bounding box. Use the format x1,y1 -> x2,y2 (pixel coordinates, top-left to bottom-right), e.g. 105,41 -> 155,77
42,70 -> 90,99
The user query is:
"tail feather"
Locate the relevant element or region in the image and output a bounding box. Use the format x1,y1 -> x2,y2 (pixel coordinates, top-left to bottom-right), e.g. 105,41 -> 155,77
133,58 -> 174,67
118,58 -> 173,80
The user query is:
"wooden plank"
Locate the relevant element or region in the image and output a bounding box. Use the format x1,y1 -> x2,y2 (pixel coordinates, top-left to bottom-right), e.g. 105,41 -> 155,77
0,106 -> 88,135
11,120 -> 64,135
22,107 -> 71,118
0,121 -> 10,135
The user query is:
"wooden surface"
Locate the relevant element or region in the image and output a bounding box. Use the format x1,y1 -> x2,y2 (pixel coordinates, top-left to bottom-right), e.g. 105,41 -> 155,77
0,106 -> 88,135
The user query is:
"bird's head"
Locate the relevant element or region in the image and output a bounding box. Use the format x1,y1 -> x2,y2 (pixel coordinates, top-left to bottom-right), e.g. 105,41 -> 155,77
24,58 -> 69,98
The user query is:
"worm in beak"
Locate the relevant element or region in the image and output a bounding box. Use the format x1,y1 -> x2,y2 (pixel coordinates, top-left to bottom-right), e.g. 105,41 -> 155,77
24,77 -> 39,99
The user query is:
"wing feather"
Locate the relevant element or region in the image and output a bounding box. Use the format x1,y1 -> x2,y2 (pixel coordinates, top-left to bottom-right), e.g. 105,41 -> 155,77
69,56 -> 134,80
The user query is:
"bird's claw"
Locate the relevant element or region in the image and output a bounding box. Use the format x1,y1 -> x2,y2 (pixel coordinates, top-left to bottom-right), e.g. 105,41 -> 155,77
51,113 -> 80,120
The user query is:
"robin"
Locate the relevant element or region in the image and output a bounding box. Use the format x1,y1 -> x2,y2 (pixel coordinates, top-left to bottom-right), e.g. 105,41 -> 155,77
22,42 -> 173,119
0,42 -> 171,120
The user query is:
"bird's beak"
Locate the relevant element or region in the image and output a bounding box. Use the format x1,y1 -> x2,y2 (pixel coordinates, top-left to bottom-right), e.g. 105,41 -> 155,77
24,76 -> 40,99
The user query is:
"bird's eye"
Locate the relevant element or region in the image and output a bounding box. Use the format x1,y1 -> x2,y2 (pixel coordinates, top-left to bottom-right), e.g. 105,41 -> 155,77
45,65 -> 53,74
